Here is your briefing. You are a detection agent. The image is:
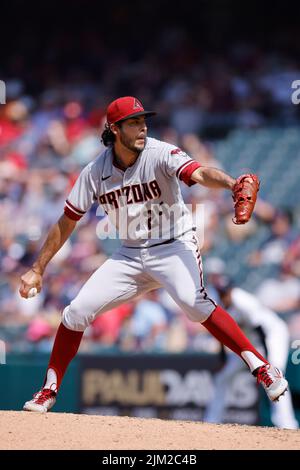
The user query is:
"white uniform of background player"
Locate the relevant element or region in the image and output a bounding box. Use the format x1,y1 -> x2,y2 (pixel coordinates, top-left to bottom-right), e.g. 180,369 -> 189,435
204,283 -> 298,429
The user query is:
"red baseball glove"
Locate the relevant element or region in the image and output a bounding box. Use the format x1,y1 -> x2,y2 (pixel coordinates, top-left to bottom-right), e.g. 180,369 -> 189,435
232,174 -> 260,225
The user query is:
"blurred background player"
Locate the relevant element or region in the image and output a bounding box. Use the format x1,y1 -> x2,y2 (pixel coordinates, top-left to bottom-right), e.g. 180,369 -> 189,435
204,273 -> 298,429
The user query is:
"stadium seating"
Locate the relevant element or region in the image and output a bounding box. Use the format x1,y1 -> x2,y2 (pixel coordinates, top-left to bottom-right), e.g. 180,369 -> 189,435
208,127 -> 300,291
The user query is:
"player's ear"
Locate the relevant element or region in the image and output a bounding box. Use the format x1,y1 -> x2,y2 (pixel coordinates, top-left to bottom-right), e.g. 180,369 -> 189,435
110,123 -> 119,136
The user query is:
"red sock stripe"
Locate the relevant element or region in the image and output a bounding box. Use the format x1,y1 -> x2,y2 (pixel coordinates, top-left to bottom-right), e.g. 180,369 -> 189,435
46,323 -> 83,390
203,305 -> 268,363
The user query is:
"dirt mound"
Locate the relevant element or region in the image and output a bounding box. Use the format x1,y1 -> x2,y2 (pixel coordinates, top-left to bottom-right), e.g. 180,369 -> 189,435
0,411 -> 299,450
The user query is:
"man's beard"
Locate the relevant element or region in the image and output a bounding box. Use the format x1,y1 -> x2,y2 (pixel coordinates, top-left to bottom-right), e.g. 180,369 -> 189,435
120,132 -> 146,153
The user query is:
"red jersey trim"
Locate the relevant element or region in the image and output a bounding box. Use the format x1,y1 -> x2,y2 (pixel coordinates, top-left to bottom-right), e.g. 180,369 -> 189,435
65,199 -> 85,215
64,199 -> 86,220
177,161 -> 201,186
64,206 -> 82,221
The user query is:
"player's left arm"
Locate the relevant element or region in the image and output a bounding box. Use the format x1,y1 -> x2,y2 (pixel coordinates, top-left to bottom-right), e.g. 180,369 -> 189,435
191,166 -> 260,224
190,166 -> 236,190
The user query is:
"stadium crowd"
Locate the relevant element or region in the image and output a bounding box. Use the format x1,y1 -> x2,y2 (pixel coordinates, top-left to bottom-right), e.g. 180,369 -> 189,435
1,32 -> 300,354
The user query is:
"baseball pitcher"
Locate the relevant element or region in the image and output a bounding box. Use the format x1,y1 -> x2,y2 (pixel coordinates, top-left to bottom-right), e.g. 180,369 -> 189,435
19,96 -> 288,412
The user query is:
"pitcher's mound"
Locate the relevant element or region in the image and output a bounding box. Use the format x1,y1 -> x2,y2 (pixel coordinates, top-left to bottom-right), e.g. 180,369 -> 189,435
0,411 -> 299,450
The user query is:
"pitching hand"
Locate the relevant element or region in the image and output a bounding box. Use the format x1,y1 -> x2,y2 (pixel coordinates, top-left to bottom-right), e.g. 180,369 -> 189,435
19,269 -> 43,299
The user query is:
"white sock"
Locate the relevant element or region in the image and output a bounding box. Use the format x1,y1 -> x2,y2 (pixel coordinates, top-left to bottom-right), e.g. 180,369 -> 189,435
43,368 -> 57,391
241,351 -> 266,373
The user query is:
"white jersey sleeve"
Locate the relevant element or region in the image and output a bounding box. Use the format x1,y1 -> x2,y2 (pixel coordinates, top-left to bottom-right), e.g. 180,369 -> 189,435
231,287 -> 284,332
64,163 -> 98,221
163,146 -> 201,186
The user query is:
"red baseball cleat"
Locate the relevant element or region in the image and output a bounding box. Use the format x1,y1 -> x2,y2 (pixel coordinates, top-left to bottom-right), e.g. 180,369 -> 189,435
256,364 -> 288,402
23,388 -> 57,413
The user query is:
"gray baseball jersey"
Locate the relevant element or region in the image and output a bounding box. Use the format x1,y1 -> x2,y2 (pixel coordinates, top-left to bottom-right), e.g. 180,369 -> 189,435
62,136 -> 216,332
64,137 -> 201,247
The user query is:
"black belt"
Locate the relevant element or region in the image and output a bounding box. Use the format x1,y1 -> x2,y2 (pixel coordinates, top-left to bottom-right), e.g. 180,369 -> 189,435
123,228 -> 196,249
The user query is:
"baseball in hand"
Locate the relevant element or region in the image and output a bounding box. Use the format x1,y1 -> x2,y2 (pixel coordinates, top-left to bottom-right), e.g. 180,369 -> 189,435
28,287 -> 38,298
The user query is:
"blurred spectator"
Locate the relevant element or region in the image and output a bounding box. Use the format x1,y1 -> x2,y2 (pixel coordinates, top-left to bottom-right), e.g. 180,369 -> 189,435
224,213 -> 258,243
121,291 -> 168,351
248,209 -> 295,266
255,269 -> 300,316
282,236 -> 300,278
0,21 -> 300,354
90,303 -> 133,347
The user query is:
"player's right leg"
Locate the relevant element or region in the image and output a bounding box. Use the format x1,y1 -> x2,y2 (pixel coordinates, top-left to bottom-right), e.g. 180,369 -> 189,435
23,249 -> 158,412
146,235 -> 288,403
202,308 -> 288,402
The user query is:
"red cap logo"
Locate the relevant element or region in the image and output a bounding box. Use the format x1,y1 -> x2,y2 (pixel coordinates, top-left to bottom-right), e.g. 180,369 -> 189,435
106,96 -> 156,124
